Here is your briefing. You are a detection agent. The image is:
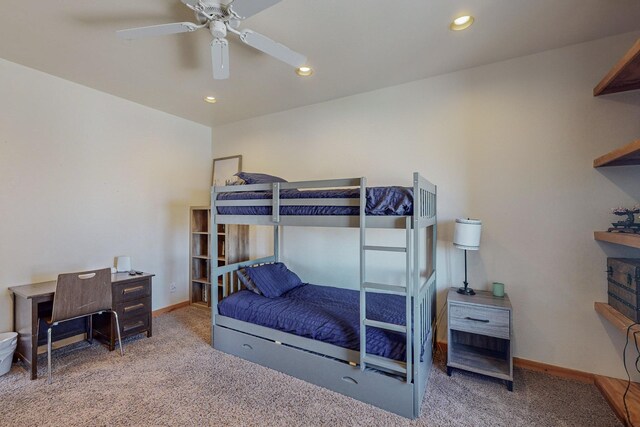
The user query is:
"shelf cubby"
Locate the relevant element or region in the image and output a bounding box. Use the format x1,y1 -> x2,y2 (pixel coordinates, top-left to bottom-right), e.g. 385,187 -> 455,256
190,207 -> 249,310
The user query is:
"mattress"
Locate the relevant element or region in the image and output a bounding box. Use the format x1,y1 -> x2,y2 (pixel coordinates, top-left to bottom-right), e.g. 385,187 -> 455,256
216,187 -> 413,216
218,283 -> 408,361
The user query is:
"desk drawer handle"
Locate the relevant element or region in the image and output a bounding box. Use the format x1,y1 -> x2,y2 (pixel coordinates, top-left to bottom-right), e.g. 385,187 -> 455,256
242,344 -> 253,350
122,320 -> 144,332
123,285 -> 144,295
123,303 -> 145,313
465,317 -> 489,323
342,376 -> 358,385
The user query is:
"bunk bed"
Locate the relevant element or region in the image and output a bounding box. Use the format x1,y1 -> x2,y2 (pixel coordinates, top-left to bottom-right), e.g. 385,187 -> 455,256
210,173 -> 437,419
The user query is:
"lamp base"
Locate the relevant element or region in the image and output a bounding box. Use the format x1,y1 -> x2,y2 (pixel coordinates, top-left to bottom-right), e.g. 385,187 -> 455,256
457,286 -> 476,296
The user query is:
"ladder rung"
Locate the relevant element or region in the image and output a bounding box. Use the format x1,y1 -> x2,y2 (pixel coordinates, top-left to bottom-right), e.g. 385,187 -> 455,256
362,355 -> 407,374
362,282 -> 406,295
363,245 -> 406,253
363,319 -> 407,333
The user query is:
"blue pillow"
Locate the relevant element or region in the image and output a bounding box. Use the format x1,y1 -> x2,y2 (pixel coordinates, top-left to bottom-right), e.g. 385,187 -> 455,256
235,172 -> 287,185
244,262 -> 302,298
237,268 -> 262,295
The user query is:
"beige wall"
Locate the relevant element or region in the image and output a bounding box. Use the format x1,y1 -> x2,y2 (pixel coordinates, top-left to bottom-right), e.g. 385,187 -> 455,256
212,32 -> 640,378
0,58 -> 212,332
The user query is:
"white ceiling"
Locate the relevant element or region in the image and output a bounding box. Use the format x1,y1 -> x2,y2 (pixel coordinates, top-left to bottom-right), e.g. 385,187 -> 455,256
1,0 -> 639,127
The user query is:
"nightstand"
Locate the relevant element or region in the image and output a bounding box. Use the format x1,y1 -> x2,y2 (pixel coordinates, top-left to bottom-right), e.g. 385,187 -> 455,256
446,287 -> 513,391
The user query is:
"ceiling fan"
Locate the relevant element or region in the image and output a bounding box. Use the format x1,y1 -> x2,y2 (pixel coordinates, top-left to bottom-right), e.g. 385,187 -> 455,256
116,0 -> 307,80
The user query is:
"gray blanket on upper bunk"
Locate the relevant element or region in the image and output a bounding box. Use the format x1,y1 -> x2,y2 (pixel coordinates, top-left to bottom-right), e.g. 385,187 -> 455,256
216,187 -> 413,216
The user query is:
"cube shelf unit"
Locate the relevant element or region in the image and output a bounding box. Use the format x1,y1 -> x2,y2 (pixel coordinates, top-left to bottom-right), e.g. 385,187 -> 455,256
592,38 -> 640,426
189,206 -> 248,310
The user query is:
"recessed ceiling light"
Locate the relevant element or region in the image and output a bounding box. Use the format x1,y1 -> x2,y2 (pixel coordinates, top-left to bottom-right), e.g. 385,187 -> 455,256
450,15 -> 474,31
295,66 -> 314,77
204,96 -> 217,104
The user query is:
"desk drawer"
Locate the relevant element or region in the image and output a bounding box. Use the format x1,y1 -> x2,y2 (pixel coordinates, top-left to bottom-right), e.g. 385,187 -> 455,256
113,279 -> 151,303
119,314 -> 150,338
116,297 -> 151,321
449,303 -> 510,339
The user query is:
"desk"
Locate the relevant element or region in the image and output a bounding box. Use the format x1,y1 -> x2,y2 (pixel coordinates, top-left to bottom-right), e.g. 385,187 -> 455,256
9,272 -> 154,380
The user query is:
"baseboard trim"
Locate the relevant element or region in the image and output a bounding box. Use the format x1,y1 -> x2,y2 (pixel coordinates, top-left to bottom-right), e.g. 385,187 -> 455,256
152,301 -> 190,318
436,341 -> 594,384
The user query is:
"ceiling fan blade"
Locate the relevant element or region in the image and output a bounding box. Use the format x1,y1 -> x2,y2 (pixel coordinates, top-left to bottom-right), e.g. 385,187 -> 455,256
211,38 -> 230,80
239,30 -> 306,68
227,0 -> 282,20
116,22 -> 200,40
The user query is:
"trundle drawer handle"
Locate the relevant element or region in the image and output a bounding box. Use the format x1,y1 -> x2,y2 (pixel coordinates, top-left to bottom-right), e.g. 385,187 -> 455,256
341,376 -> 358,385
123,303 -> 144,313
123,285 -> 144,295
242,344 -> 253,350
122,321 -> 144,332
465,317 -> 489,323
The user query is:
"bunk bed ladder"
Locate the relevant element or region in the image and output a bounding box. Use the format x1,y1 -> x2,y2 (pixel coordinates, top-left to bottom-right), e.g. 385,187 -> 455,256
359,177 -> 413,382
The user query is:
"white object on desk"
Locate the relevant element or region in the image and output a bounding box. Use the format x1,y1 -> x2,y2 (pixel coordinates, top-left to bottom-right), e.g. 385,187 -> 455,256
116,256 -> 131,273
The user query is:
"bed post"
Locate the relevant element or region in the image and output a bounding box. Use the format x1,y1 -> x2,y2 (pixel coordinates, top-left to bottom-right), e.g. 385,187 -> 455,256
274,225 -> 280,262
211,184 -> 218,347
359,176 -> 367,372
412,173 -> 422,417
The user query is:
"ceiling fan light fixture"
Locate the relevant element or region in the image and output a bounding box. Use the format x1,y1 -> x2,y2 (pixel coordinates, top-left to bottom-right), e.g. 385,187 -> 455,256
204,96 -> 217,104
450,15 -> 474,31
295,66 -> 313,77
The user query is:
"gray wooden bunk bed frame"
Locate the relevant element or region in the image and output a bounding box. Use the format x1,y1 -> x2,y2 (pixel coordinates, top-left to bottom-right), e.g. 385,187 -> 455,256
210,172 -> 437,418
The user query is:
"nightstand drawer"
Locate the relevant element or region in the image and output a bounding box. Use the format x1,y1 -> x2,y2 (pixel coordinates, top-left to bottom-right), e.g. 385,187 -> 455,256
449,303 -> 510,339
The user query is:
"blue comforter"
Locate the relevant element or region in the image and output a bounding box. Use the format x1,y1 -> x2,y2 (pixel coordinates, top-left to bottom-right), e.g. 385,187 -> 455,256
216,187 -> 413,216
218,283 -> 407,361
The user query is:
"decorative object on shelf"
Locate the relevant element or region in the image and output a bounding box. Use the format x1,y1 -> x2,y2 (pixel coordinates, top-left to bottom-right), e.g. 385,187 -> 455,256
453,218 -> 482,296
492,282 -> 505,298
212,154 -> 242,186
606,258 -> 640,322
608,205 -> 640,234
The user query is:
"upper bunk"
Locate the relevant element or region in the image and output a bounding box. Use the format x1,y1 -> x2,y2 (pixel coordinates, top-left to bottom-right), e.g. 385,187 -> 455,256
211,172 -> 436,230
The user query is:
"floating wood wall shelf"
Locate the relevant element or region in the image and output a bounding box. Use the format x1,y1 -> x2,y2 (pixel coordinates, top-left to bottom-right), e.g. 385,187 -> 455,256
594,231 -> 640,249
593,140 -> 640,168
594,39 -> 640,96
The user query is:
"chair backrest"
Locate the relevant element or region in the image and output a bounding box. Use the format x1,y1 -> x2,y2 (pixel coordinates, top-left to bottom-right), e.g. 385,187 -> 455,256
51,268 -> 112,323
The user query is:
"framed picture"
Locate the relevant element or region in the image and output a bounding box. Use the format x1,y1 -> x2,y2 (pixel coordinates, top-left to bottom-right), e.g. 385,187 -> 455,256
212,155 -> 243,186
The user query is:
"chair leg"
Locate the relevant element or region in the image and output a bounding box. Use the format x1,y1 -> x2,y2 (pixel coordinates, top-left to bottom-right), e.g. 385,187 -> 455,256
47,327 -> 53,384
87,316 -> 93,344
112,311 -> 124,357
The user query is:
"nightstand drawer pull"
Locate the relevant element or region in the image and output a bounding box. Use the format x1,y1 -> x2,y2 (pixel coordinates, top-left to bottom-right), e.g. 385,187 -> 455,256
465,317 -> 489,323
123,285 -> 144,294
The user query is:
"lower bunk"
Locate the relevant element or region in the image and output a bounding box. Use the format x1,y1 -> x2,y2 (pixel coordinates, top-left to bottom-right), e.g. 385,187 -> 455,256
212,273 -> 435,418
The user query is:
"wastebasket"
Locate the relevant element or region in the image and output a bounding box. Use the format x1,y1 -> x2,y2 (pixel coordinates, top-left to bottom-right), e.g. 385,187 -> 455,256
0,332 -> 18,376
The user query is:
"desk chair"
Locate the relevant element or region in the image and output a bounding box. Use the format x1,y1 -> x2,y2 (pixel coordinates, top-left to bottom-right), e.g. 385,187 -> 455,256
46,268 -> 124,384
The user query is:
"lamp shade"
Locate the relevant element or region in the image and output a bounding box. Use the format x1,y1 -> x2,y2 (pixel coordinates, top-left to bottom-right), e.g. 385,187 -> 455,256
453,219 -> 482,250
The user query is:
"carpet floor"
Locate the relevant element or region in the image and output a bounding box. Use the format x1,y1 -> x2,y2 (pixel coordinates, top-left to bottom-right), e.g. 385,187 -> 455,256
0,307 -> 621,426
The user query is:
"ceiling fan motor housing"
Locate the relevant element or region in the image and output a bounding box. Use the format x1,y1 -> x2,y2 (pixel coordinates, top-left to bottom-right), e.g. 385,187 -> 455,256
211,20 -> 227,38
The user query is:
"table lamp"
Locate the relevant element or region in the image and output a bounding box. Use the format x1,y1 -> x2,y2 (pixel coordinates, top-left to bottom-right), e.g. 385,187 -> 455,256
453,218 -> 482,295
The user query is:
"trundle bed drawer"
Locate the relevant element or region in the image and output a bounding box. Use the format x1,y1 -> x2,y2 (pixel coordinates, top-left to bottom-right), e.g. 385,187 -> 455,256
449,302 -> 510,339
214,324 -> 416,418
